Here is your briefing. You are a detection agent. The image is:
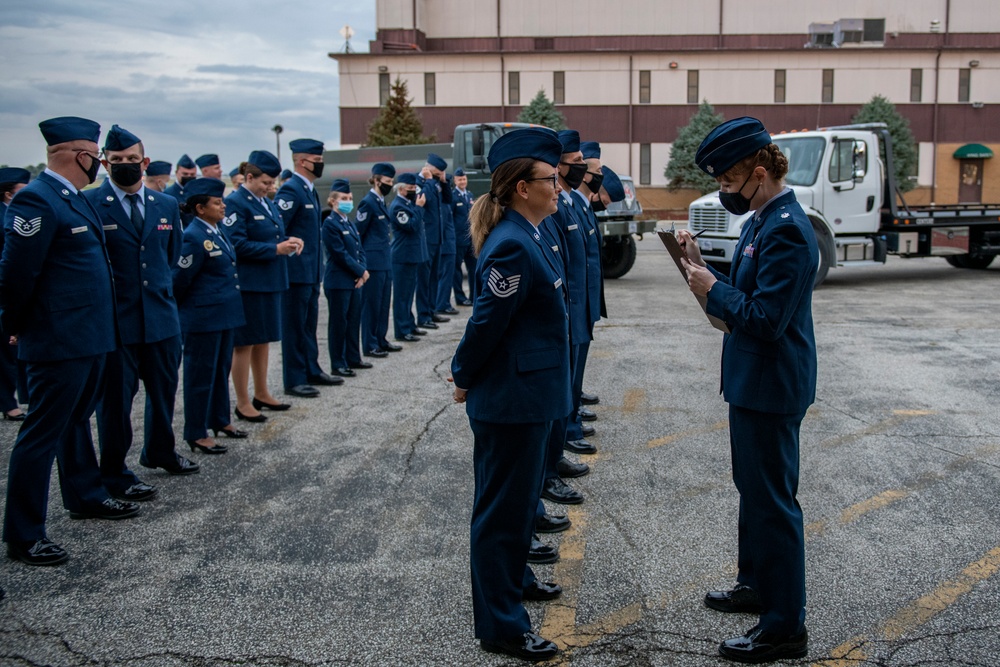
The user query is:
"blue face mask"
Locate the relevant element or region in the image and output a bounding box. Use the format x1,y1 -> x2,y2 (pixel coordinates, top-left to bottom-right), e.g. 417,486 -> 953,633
337,201 -> 354,215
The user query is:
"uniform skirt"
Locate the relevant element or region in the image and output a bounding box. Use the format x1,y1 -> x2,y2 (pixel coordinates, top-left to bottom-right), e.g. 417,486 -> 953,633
233,290 -> 282,347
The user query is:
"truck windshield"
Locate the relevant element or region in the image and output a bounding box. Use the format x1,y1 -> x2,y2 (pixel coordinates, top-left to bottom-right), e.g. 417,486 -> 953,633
773,137 -> 826,186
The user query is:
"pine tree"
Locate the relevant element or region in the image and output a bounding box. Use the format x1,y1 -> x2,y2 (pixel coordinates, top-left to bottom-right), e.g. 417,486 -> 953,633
851,95 -> 918,192
364,77 -> 434,147
665,101 -> 725,193
517,90 -> 567,131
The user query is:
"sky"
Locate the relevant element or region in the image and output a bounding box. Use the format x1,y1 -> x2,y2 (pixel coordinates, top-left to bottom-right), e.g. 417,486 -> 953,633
0,0 -> 376,171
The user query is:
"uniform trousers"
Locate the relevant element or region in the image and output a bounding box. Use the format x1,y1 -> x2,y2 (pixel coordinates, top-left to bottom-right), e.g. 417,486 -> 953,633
325,287 -> 362,370
565,342 -> 587,440
453,243 -> 477,302
416,244 -> 441,323
391,262 -> 419,338
361,269 -> 392,352
0,339 -> 19,413
435,249 -> 456,311
3,354 -> 109,544
729,404 -> 807,635
469,418 -> 551,640
282,283 -> 323,388
182,330 -> 234,441
97,336 -> 182,492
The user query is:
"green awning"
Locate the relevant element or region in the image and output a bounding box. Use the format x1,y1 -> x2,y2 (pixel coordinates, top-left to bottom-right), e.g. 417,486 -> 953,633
953,143 -> 994,159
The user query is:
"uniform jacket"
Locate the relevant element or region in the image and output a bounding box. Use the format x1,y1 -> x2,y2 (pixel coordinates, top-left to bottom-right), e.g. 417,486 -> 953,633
451,209 -> 571,424
416,175 -> 443,248
549,195 -> 591,345
322,212 -> 367,290
355,190 -> 392,271
164,181 -> 193,227
0,171 -> 118,362
389,195 -> 428,265
451,187 -> 473,249
440,187 -> 456,254
275,174 -> 323,285
706,189 -> 818,415
84,181 -> 182,345
222,186 -> 289,293
572,190 -> 604,325
172,218 -> 245,334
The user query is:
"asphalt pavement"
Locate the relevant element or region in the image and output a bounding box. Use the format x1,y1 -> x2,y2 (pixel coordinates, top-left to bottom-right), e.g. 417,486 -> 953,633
1,233 -> 999,666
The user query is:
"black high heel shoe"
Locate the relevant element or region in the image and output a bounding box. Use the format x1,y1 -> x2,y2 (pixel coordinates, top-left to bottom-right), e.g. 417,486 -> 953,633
213,427 -> 248,439
252,397 -> 291,411
187,439 -> 227,454
234,407 -> 267,423
3,410 -> 26,422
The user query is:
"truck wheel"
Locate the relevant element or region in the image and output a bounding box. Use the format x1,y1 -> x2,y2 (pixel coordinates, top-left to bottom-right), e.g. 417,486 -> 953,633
811,221 -> 834,288
602,235 -> 637,279
946,253 -> 996,269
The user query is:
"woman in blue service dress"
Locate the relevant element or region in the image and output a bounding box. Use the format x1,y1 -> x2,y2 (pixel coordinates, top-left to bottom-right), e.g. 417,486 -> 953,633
450,127 -> 571,663
173,178 -> 248,454
223,150 -> 303,422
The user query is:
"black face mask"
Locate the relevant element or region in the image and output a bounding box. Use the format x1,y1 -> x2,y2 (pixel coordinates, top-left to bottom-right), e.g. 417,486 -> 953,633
591,199 -> 607,213
718,171 -> 761,216
377,182 -> 392,197
179,175 -> 195,185
307,161 -> 325,178
78,152 -> 100,184
110,162 -> 143,188
405,190 -> 418,203
560,162 -> 588,190
585,172 -> 604,195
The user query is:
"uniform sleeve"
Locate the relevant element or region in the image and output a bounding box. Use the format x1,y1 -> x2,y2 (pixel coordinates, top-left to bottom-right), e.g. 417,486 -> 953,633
0,189 -> 58,334
226,198 -> 279,261
355,198 -> 373,238
390,206 -> 417,235
323,217 -> 366,279
171,231 -> 207,303
274,185 -> 302,229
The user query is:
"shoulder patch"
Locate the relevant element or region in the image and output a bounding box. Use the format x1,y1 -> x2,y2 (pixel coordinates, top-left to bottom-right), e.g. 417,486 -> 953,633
487,267 -> 521,299
356,210 -> 368,222
12,216 -> 42,237
277,199 -> 294,211
178,255 -> 193,268
222,213 -> 238,227
396,211 -> 410,224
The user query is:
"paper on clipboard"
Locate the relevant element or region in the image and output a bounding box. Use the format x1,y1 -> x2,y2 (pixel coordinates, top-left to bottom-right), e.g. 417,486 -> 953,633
657,230 -> 730,333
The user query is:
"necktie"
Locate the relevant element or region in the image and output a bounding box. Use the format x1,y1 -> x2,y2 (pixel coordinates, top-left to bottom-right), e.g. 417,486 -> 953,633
126,193 -> 143,234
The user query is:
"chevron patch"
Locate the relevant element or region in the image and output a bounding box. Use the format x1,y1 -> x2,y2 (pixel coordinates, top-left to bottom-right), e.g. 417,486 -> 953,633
222,213 -> 237,227
487,267 -> 521,298
277,199 -> 293,211
178,255 -> 193,269
11,216 -> 42,237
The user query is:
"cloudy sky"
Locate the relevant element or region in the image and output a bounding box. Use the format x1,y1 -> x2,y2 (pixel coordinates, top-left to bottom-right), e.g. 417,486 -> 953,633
0,1 -> 376,171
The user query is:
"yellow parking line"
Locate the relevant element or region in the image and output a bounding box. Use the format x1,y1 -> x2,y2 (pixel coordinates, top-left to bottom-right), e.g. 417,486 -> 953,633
622,388 -> 646,414
647,421 -> 728,449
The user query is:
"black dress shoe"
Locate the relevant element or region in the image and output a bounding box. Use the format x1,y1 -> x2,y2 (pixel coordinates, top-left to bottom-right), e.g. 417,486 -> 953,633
365,348 -> 389,358
187,439 -> 227,455
214,427 -> 248,439
457,298 -> 473,306
332,367 -> 356,378
719,625 -> 808,663
3,410 -> 25,421
412,328 -> 428,335
234,407 -> 267,423
541,477 -> 584,505
252,397 -> 291,411
418,321 -> 439,329
381,342 -> 403,352
69,497 -> 141,521
286,384 -> 320,398
581,424 -> 596,437
580,391 -> 600,405
577,407 -> 597,422
523,580 -> 562,601
535,513 -> 571,533
481,632 -> 559,662
527,534 -> 559,564
705,584 -> 764,614
348,361 -> 373,369
564,439 -> 597,455
140,454 -> 201,475
437,307 -> 460,315
431,313 -> 450,322
556,457 -> 590,478
396,334 -> 421,342
308,372 -> 344,386
7,538 -> 69,566
112,482 -> 157,502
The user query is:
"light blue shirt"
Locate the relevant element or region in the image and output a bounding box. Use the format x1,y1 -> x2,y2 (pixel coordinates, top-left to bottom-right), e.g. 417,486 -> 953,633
43,168 -> 77,194
110,181 -> 146,219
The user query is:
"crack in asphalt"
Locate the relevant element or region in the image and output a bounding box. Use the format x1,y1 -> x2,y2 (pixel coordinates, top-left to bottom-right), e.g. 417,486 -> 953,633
396,355 -> 455,487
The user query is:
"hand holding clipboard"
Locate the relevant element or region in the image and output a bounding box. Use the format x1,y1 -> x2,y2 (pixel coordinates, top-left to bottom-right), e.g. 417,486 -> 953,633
658,229 -> 730,333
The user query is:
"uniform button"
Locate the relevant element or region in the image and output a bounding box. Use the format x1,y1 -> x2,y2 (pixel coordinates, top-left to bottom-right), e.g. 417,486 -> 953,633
232,262 -> 236,266
141,263 -> 147,269
140,245 -> 145,251
234,273 -> 238,278
143,280 -> 148,286
236,285 -> 240,290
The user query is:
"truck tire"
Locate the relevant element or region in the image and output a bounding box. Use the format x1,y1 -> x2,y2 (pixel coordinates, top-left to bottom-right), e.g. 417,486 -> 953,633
946,253 -> 996,270
602,235 -> 637,279
811,220 -> 834,288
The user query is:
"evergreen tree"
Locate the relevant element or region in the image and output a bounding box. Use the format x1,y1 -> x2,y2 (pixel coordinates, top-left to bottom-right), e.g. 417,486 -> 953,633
851,95 -> 918,192
664,101 -> 725,193
517,90 -> 567,131
364,77 -> 434,147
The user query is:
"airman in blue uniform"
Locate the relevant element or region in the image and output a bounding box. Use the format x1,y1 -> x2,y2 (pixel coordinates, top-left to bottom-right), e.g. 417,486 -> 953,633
389,173 -> 428,342
165,154 -> 196,227
195,153 -> 222,180
679,116 -> 817,664
86,125 -> 199,497
416,153 -> 449,328
228,166 -> 244,193
143,160 -> 172,193
450,167 -> 476,306
0,167 -> 31,422
357,162 -> 400,357
2,117 -> 141,567
435,172 -> 459,315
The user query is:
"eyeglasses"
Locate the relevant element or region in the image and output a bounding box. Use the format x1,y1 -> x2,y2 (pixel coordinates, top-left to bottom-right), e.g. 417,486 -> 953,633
524,175 -> 558,189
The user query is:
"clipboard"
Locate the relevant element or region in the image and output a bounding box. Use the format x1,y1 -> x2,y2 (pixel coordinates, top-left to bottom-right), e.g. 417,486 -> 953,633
657,230 -> 730,333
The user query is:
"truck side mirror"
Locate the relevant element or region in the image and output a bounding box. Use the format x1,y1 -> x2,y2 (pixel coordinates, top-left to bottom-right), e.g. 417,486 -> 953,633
852,140 -> 867,182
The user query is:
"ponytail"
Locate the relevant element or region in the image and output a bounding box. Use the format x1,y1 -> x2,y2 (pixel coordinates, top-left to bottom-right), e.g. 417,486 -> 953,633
469,157 -> 536,255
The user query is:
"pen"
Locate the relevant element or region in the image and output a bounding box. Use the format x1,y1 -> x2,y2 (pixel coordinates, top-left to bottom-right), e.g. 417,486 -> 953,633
691,229 -> 707,239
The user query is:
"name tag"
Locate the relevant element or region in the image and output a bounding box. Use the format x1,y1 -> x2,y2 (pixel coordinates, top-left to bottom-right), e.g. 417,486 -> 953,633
378,215 -> 385,220
103,224 -> 118,231
342,229 -> 351,235
456,202 -> 464,207
305,204 -> 315,209
71,226 -> 88,234
589,228 -> 595,235
554,278 -> 563,289
254,215 -> 265,220
567,224 -> 578,231
210,250 -> 222,257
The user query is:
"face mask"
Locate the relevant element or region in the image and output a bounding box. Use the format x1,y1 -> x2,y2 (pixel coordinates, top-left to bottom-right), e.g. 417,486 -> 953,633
377,182 -> 392,197
307,161 -> 325,178
179,175 -> 195,185
592,199 -> 607,213
718,170 -> 761,216
337,201 -> 354,215
560,162 -> 588,190
78,152 -> 100,184
585,172 -> 604,195
405,190 -> 418,203
110,162 -> 143,188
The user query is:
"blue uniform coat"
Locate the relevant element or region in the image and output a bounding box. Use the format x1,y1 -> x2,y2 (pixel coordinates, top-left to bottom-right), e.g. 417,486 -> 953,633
389,196 -> 428,264
275,175 -> 322,285
172,219 -> 245,334
451,187 -> 473,248
222,186 -> 289,293
322,212 -> 367,290
355,190 -> 392,271
550,195 -> 591,346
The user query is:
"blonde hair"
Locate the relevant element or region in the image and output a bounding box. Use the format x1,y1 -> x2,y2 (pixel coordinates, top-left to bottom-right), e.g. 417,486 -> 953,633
469,157 -> 537,254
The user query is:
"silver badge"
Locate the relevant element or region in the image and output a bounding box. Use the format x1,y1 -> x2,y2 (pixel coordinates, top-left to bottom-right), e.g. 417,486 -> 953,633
11,216 -> 41,237
178,254 -> 193,268
781,212 -> 790,218
487,267 -> 521,298
106,196 -> 114,202
707,165 -> 715,174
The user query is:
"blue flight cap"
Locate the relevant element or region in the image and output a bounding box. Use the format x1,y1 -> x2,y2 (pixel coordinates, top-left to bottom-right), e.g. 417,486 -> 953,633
103,124 -> 141,152
427,153 -> 447,171
177,154 -> 196,169
557,130 -> 580,154
229,167 -> 240,178
396,173 -> 418,186
247,150 -> 281,178
454,167 -> 465,177
183,177 -> 226,201
330,178 -> 351,194
600,166 -> 625,202
195,154 -> 219,168
146,161 -> 172,177
487,127 -> 562,171
289,138 -> 324,155
0,168 -> 31,185
39,116 -> 100,146
372,162 -> 395,178
280,169 -> 293,180
695,116 -> 771,176
581,141 -> 601,160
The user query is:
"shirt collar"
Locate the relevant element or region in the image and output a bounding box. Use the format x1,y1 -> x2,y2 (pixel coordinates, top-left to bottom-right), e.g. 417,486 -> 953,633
369,187 -> 384,204
43,168 -> 77,194
110,179 -> 145,202
293,171 -> 313,192
753,187 -> 791,222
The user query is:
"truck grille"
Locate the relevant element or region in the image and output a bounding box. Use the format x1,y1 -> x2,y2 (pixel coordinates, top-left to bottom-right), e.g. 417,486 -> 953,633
689,205 -> 729,233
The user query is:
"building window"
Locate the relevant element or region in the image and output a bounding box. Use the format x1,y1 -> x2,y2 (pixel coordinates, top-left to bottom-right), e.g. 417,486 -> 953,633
508,71 -> 520,105
958,68 -> 971,103
822,69 -> 834,103
640,143 -> 651,185
424,73 -> 436,106
639,70 -> 651,104
774,69 -> 786,103
553,71 -> 565,104
379,72 -> 390,106
910,69 -> 923,103
863,18 -> 886,42
687,70 -> 699,104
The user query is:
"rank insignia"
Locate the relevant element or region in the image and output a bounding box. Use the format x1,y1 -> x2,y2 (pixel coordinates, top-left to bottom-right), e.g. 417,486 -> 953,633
781,212 -> 790,219
487,267 -> 521,298
11,216 -> 41,237
203,240 -> 214,251
222,213 -> 237,227
178,255 -> 193,268
396,211 -> 409,224
356,211 -> 368,222
277,199 -> 293,211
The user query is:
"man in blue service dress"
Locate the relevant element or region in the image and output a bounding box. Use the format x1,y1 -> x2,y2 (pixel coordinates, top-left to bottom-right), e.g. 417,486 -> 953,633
86,124 -> 199,497
276,138 -> 342,397
415,153 -> 450,329
165,154 -> 196,227
143,160 -> 172,193
195,153 -> 222,180
389,174 -> 428,342
435,172 -> 459,316
357,162 -> 401,358
450,168 -> 476,306
2,116 -> 141,567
